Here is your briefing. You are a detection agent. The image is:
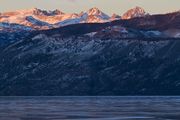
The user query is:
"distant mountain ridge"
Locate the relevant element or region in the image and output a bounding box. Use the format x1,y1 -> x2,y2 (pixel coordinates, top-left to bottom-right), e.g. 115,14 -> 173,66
122,6 -> 148,19
1,6 -> 179,32
0,7 -> 147,30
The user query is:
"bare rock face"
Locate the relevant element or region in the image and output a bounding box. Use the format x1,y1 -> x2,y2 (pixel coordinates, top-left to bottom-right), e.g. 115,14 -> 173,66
122,6 -> 147,19
85,7 -> 110,23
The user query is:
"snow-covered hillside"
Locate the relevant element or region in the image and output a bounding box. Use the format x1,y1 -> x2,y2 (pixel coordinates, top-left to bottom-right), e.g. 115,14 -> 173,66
0,33 -> 180,95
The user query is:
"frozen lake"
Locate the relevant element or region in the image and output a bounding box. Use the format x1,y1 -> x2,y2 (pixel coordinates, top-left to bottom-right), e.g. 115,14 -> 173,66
0,96 -> 180,120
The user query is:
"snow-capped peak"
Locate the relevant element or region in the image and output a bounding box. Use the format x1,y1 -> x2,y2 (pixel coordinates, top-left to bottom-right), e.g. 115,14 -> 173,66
87,7 -> 102,16
122,6 -> 147,19
87,7 -> 109,18
30,8 -> 46,16
85,7 -> 110,23
0,7 -> 114,29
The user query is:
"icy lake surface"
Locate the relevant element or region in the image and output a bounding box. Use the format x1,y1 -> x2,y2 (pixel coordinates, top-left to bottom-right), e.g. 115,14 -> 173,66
0,96 -> 180,120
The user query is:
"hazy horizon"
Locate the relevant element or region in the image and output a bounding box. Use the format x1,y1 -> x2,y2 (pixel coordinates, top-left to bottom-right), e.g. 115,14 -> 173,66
0,0 -> 180,15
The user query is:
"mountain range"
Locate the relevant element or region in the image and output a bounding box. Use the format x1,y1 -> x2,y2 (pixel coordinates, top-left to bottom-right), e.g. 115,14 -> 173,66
0,7 -> 147,30
0,6 -> 179,44
0,7 -> 180,96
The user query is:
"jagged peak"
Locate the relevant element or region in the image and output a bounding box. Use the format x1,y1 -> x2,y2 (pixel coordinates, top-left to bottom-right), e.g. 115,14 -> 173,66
89,7 -> 100,11
134,6 -> 145,11
12,8 -> 64,16
87,7 -> 103,15
127,6 -> 146,14
86,7 -> 110,20
51,9 -> 64,15
122,6 -> 147,19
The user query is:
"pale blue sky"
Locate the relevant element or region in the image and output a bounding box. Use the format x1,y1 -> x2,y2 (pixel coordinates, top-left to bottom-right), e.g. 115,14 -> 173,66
0,0 -> 179,15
